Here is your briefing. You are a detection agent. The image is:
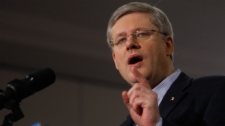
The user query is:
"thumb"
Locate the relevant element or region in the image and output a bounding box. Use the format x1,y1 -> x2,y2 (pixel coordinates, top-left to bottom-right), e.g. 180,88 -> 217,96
122,91 -> 129,106
122,91 -> 141,122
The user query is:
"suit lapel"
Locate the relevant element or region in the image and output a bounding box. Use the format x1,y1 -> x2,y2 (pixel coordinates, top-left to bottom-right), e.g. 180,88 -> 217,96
159,72 -> 192,118
120,115 -> 134,126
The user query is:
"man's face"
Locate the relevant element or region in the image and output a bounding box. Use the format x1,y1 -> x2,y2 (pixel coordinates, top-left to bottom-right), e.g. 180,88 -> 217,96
111,12 -> 174,87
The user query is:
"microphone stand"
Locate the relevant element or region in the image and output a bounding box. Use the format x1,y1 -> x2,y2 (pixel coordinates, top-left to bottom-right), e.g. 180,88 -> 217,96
0,68 -> 55,126
0,89 -> 24,126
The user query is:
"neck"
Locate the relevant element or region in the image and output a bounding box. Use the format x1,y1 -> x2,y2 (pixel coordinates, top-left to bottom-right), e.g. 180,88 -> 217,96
150,62 -> 174,89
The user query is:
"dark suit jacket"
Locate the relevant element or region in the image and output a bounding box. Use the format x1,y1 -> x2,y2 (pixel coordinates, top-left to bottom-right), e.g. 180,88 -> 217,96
120,72 -> 225,126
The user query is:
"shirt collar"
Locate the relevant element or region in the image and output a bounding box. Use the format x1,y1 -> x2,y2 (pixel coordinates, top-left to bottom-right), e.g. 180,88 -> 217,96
153,69 -> 181,105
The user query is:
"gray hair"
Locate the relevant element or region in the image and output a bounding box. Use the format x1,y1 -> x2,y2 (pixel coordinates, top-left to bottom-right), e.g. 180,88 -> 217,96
106,2 -> 174,59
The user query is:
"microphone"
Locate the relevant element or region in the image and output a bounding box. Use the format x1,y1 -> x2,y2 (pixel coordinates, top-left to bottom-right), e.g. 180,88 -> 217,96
0,68 -> 56,110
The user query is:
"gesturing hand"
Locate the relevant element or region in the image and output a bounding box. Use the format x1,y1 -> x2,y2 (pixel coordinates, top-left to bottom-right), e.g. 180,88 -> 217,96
122,68 -> 160,126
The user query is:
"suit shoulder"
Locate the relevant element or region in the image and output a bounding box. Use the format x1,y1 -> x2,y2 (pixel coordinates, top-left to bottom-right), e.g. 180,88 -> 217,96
190,75 -> 225,92
193,75 -> 225,84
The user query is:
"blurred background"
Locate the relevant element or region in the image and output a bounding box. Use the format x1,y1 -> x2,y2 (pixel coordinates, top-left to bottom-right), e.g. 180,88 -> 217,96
0,0 -> 225,126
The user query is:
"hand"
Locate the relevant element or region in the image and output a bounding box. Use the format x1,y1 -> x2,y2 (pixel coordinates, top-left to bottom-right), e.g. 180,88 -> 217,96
122,67 -> 160,126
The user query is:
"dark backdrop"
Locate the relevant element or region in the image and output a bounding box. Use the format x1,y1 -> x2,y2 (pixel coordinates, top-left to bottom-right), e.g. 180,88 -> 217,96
0,0 -> 225,126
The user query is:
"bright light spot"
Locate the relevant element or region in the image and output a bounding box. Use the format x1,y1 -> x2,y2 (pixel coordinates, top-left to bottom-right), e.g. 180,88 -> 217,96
31,122 -> 41,126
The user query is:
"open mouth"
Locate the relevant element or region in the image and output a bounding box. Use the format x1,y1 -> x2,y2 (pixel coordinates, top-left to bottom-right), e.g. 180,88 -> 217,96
128,55 -> 143,65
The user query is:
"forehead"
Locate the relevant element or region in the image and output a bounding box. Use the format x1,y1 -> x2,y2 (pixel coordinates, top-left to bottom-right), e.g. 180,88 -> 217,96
111,12 -> 156,37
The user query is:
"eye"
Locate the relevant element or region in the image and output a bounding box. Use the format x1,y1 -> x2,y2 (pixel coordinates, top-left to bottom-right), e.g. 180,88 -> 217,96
116,37 -> 126,45
137,31 -> 150,38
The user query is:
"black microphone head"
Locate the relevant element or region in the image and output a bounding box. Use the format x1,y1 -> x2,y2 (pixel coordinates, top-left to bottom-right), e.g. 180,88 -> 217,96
26,68 -> 56,92
6,68 -> 56,101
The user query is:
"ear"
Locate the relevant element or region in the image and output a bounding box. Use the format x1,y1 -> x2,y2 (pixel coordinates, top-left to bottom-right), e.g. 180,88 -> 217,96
165,36 -> 174,57
112,52 -> 119,70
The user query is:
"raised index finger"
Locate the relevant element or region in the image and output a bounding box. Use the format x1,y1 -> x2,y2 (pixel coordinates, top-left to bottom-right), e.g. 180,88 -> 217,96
131,67 -> 152,89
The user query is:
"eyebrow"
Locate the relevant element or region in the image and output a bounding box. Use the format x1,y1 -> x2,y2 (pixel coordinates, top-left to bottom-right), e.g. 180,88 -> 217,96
113,28 -> 147,38
113,32 -> 127,39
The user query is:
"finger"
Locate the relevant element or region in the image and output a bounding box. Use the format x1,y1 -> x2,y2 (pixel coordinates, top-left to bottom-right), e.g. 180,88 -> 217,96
133,102 -> 143,116
122,91 -> 129,106
127,83 -> 152,102
133,97 -> 152,109
130,96 -> 154,117
129,106 -> 141,122
129,93 -> 145,116
128,89 -> 145,104
131,67 -> 151,89
129,89 -> 138,104
122,91 -> 136,114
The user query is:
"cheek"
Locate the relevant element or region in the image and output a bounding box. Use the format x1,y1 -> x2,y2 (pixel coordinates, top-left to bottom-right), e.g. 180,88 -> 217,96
141,43 -> 163,68
113,52 -> 125,70
113,53 -> 132,81
144,41 -> 165,57
115,57 -> 122,69
142,44 -> 154,60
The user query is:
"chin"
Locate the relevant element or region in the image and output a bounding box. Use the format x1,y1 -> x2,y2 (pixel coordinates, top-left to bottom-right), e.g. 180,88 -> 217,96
128,81 -> 136,86
126,76 -> 138,86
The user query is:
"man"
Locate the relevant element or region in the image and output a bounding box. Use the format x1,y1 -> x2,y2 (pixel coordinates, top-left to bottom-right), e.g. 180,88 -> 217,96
106,2 -> 225,126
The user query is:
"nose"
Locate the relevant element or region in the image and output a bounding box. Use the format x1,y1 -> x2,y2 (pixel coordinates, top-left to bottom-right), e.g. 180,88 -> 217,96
126,34 -> 140,50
